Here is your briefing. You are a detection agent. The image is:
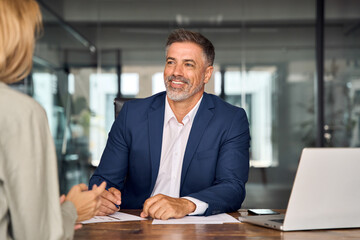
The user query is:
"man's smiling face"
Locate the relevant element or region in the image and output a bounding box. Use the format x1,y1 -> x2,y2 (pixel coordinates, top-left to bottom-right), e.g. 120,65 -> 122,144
164,42 -> 213,102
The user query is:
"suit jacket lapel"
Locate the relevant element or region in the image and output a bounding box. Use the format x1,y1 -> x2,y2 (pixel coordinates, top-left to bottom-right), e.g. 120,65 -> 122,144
148,93 -> 166,191
180,93 -> 215,188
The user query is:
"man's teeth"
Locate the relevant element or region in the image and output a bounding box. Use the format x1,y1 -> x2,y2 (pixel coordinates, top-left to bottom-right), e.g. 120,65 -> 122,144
172,81 -> 183,84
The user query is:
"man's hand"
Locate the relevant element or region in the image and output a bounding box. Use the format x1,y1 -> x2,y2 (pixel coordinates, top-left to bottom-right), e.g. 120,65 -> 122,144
65,182 -> 106,222
140,194 -> 196,220
97,187 -> 122,216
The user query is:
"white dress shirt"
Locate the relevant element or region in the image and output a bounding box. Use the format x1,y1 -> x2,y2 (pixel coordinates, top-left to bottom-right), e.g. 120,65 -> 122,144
151,95 -> 209,215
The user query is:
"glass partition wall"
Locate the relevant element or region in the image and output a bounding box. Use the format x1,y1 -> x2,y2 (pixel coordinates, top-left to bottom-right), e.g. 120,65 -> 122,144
8,0 -> 359,206
8,3 -> 113,194
324,2 -> 360,148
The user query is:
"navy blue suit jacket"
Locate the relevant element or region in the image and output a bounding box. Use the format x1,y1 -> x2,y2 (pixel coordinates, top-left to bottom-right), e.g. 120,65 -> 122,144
89,92 -> 250,216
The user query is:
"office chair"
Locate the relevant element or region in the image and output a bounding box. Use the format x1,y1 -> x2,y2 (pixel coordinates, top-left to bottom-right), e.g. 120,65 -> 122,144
114,97 -> 134,119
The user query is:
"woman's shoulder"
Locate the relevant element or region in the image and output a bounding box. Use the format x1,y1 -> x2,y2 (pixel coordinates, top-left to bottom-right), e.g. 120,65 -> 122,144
0,83 -> 46,121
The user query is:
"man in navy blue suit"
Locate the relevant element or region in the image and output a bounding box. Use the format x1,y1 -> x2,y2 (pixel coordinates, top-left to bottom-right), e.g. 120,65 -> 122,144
89,29 -> 250,219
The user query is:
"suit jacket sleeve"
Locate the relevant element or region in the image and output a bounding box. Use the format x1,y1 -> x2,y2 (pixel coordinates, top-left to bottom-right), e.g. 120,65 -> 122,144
187,108 -> 250,216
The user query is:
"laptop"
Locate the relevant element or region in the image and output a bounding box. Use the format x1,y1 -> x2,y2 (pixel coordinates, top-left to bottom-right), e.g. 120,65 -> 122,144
239,148 -> 360,231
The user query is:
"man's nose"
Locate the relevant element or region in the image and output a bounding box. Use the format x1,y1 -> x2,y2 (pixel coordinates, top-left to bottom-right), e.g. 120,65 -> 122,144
172,64 -> 183,76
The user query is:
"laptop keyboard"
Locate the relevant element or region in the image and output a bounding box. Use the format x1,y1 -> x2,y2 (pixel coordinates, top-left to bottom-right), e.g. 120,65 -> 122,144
270,219 -> 284,223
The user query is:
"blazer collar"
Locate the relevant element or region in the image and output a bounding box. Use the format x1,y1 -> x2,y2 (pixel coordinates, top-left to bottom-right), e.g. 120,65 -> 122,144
148,92 -> 166,192
181,92 -> 215,188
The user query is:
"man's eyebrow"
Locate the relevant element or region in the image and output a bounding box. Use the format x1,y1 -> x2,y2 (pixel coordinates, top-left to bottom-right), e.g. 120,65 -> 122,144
166,57 -> 175,61
183,59 -> 196,64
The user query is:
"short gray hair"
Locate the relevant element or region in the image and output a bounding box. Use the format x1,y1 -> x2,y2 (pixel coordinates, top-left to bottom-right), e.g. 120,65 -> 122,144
166,29 -> 215,66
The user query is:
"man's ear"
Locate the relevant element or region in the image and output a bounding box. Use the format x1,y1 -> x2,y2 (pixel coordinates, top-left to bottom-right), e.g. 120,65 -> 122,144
203,66 -> 214,84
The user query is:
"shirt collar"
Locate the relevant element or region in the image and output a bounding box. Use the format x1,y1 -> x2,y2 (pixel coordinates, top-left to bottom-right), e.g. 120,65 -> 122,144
164,95 -> 203,125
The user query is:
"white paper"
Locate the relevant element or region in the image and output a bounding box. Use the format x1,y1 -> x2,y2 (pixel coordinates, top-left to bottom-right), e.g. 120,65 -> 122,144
81,212 -> 146,224
152,213 -> 239,225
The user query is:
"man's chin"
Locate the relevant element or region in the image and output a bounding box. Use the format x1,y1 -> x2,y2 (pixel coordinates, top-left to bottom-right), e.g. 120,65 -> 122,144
166,90 -> 189,102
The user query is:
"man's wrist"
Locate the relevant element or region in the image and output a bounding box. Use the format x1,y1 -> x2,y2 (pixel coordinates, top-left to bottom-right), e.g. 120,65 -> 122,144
181,198 -> 196,214
182,196 -> 209,215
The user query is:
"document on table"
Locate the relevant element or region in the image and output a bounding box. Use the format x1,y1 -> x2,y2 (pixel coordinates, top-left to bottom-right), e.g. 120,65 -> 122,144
152,213 -> 239,225
81,212 -> 146,224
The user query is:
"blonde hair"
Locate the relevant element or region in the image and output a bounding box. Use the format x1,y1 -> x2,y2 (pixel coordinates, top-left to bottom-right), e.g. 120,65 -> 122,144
0,0 -> 42,83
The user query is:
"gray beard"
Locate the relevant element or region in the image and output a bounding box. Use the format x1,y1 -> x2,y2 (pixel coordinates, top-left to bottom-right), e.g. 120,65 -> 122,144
165,76 -> 204,102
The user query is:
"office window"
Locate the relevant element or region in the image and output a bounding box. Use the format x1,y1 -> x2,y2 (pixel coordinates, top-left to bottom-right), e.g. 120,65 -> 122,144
89,73 -> 118,166
224,67 -> 276,167
32,72 -> 57,137
214,71 -> 222,96
152,72 -> 166,94
68,73 -> 75,95
121,73 -> 139,97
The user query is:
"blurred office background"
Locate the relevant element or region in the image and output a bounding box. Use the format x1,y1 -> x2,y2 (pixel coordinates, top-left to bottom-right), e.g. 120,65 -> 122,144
9,0 -> 360,208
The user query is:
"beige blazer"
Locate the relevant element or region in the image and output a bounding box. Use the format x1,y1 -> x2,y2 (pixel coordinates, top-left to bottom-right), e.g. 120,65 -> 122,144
0,82 -> 77,240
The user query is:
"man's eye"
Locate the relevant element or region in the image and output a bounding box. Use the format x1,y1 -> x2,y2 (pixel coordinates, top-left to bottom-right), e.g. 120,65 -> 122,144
185,63 -> 194,67
167,61 -> 175,65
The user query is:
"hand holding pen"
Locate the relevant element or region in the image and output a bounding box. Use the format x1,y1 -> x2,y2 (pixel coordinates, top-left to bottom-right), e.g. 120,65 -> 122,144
96,186 -> 122,216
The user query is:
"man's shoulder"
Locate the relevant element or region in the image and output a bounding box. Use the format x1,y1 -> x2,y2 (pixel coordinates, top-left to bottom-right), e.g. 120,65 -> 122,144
203,92 -> 244,113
